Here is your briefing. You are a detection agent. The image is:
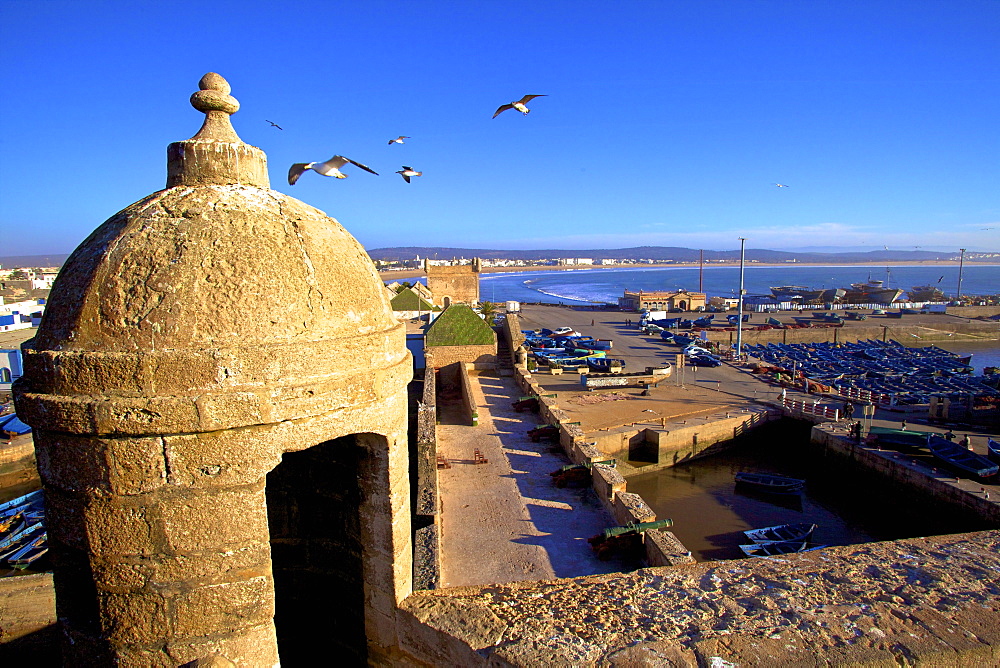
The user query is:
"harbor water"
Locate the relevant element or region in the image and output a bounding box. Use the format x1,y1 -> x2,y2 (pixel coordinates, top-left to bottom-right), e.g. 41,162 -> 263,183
478,264 -> 1000,306
626,419 -> 995,562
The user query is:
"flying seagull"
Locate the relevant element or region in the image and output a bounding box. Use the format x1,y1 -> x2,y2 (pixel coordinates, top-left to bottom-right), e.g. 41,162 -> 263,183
388,136 -> 410,145
266,120 -> 283,130
287,156 -> 379,185
773,183 -> 789,187
396,166 -> 422,183
493,94 -> 547,118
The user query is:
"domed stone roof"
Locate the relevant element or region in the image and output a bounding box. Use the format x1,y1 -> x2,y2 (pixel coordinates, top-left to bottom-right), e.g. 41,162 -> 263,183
16,73 -> 409,436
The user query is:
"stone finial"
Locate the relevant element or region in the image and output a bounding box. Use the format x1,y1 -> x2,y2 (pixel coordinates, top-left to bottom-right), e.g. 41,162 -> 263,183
190,72 -> 241,142
167,72 -> 269,188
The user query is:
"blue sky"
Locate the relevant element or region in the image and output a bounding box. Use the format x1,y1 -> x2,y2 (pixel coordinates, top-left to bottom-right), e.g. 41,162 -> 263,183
1,0 -> 998,256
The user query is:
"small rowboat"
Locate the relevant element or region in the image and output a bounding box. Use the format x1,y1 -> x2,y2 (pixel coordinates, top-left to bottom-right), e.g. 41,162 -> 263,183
988,439 -> 1000,465
927,434 -> 998,479
739,538 -> 810,557
744,522 -> 817,544
735,472 -> 805,494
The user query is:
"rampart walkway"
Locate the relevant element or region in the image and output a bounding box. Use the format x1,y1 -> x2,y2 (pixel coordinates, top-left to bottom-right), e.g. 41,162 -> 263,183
436,372 -> 624,586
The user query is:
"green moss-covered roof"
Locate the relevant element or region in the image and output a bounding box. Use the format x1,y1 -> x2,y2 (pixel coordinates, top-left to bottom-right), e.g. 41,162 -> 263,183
425,304 -> 496,347
390,287 -> 436,311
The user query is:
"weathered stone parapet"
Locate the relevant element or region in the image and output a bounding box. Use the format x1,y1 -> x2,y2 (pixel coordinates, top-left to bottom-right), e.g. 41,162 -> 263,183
644,529 -> 695,567
612,491 -> 656,526
398,530 -> 1000,666
590,463 -> 625,508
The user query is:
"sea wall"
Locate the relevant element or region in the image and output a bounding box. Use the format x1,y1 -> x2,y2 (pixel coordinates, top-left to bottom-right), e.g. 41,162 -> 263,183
811,423 -> 1000,524
586,407 -> 778,476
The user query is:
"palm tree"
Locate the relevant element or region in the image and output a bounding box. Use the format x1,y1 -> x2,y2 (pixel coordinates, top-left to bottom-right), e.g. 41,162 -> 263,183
478,301 -> 499,321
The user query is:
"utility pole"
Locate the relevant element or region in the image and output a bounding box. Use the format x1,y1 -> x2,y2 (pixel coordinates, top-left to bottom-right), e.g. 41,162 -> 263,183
736,237 -> 746,361
957,248 -> 967,301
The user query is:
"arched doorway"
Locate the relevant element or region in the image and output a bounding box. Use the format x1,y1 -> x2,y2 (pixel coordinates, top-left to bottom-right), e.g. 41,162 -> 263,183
678,299 -> 688,311
442,296 -> 452,308
266,433 -> 389,665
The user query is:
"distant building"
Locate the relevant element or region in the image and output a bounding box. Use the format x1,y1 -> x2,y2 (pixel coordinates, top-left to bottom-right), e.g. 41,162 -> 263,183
424,258 -> 481,307
558,258 -> 593,266
1,348 -> 23,388
618,289 -> 707,312
0,297 -> 44,332
390,287 -> 438,320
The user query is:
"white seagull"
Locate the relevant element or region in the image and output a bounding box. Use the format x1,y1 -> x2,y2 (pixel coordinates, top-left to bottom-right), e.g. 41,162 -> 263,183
493,94 -> 547,118
773,183 -> 789,188
288,156 -> 379,185
396,166 -> 422,183
388,136 -> 410,145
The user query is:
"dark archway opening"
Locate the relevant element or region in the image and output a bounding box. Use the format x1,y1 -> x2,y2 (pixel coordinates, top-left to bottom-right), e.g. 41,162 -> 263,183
267,436 -> 369,666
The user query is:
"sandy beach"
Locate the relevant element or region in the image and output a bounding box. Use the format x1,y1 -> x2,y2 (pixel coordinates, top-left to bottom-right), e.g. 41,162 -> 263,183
379,259 -> 974,281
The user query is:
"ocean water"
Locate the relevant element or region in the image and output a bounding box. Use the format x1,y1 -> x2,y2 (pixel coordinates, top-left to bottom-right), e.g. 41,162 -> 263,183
477,264 -> 1000,306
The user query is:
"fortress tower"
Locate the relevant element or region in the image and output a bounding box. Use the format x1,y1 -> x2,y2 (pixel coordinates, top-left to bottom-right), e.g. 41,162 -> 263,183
13,74 -> 412,665
423,258 -> 482,307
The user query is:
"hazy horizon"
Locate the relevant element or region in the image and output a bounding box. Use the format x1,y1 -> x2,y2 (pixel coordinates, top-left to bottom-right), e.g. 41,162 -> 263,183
2,1 -> 998,256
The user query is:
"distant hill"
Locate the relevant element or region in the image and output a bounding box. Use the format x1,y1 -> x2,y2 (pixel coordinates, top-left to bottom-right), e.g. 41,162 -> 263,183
366,246 -> 976,264
0,254 -> 71,269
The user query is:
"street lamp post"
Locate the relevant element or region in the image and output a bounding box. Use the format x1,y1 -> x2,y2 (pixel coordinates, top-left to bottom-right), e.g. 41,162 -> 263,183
956,248 -> 967,301
736,237 -> 746,361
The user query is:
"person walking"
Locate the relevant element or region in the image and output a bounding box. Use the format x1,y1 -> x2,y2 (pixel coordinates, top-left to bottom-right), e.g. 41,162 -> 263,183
843,401 -> 855,421
960,434 -> 972,450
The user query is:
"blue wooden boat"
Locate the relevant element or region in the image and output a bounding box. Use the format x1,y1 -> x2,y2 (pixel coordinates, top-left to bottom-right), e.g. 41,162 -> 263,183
0,489 -> 43,518
0,522 -> 44,562
927,434 -> 999,479
574,339 -> 613,351
735,472 -> 805,494
986,438 -> 1000,465
587,358 -> 626,373
744,522 -> 817,544
739,538 -> 810,557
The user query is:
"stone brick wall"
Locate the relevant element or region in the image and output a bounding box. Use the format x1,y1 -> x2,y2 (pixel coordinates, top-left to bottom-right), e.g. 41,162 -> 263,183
459,363 -> 479,426
424,344 -> 497,369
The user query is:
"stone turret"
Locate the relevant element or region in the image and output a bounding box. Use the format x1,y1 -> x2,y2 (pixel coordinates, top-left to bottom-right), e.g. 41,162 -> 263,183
14,74 -> 412,665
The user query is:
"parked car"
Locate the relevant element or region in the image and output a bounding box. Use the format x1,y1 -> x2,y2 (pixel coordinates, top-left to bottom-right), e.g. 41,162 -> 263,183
690,355 -> 722,367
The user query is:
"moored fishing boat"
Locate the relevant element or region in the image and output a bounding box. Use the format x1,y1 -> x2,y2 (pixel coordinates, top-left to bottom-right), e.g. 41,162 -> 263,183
908,285 -> 946,302
739,538 -> 810,557
927,434 -> 998,479
987,439 -> 1000,465
734,472 -> 805,494
744,522 -> 817,544
842,279 -> 904,305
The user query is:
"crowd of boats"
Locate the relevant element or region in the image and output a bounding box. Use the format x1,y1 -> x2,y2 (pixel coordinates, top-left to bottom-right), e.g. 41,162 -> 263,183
743,338 -> 1000,405
0,489 -> 46,571
523,328 -> 627,372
